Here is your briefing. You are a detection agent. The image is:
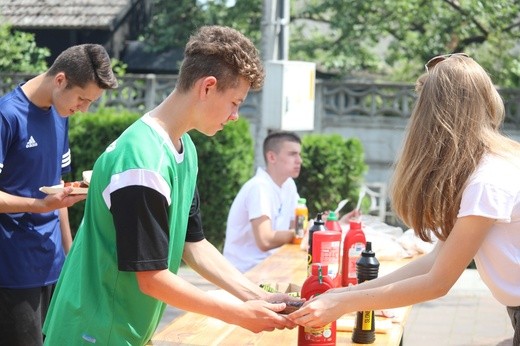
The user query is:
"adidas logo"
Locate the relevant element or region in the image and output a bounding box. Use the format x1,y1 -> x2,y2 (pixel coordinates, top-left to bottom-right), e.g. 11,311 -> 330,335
26,136 -> 38,148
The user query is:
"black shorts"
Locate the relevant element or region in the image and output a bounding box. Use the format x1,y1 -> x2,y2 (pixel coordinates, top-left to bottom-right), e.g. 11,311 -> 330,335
0,284 -> 55,346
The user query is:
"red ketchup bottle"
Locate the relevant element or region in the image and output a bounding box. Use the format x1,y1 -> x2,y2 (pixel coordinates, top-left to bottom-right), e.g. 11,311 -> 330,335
341,219 -> 366,287
312,228 -> 341,287
324,211 -> 343,286
298,263 -> 336,346
307,213 -> 327,275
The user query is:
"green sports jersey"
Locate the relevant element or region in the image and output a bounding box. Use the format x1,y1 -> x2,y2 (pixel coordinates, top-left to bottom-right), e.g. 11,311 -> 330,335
43,114 -> 198,345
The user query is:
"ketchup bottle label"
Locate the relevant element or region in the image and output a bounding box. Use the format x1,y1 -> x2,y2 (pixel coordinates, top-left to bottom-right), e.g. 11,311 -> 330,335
303,324 -> 335,342
301,293 -> 335,343
318,240 -> 340,279
347,242 -> 364,279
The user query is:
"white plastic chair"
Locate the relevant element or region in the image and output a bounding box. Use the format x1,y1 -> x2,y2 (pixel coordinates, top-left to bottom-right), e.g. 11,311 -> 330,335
361,182 -> 387,222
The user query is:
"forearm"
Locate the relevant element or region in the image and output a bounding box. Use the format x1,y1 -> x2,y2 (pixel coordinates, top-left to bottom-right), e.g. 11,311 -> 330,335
252,216 -> 295,251
58,207 -> 73,254
265,230 -> 294,250
183,240 -> 267,301
0,189 -> 85,214
137,269 -> 241,323
353,247 -> 438,291
343,272 -> 446,313
0,191 -> 44,213
340,245 -> 445,311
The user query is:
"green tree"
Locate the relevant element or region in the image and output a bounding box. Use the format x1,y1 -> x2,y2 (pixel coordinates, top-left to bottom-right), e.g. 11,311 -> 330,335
0,24 -> 50,73
141,0 -> 520,86
141,0 -> 205,51
290,0 -> 520,86
201,0 -> 263,45
141,0 -> 262,52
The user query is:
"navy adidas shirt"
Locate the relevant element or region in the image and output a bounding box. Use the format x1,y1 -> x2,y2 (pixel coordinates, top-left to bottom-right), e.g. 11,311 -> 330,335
0,85 -> 71,288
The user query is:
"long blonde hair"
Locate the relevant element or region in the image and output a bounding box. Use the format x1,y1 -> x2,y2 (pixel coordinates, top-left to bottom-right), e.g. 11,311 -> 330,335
390,55 -> 519,241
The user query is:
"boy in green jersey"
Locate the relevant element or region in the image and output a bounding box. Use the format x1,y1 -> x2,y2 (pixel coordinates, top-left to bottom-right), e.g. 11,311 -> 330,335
43,26 -> 298,345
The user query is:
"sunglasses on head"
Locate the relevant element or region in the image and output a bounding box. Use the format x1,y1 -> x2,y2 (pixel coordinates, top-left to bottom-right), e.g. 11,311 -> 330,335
425,53 -> 469,72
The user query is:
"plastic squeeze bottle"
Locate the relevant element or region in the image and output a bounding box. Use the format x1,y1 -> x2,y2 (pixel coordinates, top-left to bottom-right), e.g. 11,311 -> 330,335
312,229 -> 341,287
298,263 -> 336,346
307,213 -> 327,275
324,211 -> 343,286
341,219 -> 366,287
352,241 -> 380,344
293,198 -> 309,245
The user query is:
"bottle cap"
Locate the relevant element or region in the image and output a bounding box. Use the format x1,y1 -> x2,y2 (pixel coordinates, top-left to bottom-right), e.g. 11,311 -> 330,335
327,211 -> 338,221
362,241 -> 375,257
314,212 -> 325,225
298,198 -> 307,204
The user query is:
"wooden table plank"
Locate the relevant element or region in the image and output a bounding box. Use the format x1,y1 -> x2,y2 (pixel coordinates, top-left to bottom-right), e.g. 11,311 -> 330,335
149,244 -> 413,345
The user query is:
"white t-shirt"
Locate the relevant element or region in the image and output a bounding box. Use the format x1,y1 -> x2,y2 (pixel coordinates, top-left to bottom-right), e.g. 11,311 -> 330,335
458,154 -> 520,307
223,167 -> 299,272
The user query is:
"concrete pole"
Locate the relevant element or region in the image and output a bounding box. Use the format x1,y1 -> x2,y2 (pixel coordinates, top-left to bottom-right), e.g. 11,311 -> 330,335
261,0 -> 289,61
261,0 -> 278,61
257,0 -> 291,168
278,0 -> 289,60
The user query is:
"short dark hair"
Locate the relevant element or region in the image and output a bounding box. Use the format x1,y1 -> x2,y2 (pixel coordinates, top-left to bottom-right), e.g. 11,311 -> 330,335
263,131 -> 301,161
177,25 -> 264,92
46,44 -> 118,90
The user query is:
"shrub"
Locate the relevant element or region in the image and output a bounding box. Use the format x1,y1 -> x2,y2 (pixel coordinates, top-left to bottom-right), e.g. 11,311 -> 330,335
295,134 -> 367,218
66,107 -> 141,232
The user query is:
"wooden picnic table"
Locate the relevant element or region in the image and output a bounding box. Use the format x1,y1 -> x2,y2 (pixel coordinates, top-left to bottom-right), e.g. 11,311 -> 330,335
149,243 -> 413,345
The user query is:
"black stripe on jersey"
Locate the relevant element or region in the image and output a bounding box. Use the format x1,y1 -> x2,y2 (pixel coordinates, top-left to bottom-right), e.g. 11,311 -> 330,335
186,187 -> 205,243
110,185 -> 169,271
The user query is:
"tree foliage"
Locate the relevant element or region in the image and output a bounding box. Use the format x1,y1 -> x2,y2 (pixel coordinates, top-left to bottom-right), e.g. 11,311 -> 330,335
0,24 -> 50,73
143,0 -> 520,87
141,0 -> 205,51
290,0 -> 520,86
142,0 -> 262,51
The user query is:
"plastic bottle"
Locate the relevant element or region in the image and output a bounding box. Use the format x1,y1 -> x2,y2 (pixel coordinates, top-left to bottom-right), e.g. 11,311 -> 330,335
293,198 -> 309,245
341,219 -> 366,287
307,213 -> 327,275
352,241 -> 380,344
324,211 -> 343,286
312,229 -> 341,286
298,263 -> 336,346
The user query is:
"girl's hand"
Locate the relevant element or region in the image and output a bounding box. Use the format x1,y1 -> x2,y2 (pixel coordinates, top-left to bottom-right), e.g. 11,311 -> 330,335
288,292 -> 346,328
339,209 -> 361,224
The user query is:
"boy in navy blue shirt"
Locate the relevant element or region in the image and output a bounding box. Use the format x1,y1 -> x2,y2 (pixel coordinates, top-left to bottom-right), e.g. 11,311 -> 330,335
0,44 -> 118,346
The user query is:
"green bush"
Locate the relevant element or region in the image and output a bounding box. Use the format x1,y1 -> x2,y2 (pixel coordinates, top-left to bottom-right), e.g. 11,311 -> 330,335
295,134 -> 367,218
66,107 -> 141,232
189,118 -> 254,250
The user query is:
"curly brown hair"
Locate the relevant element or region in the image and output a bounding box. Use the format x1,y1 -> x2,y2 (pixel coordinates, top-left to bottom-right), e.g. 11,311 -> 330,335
176,25 -> 264,92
